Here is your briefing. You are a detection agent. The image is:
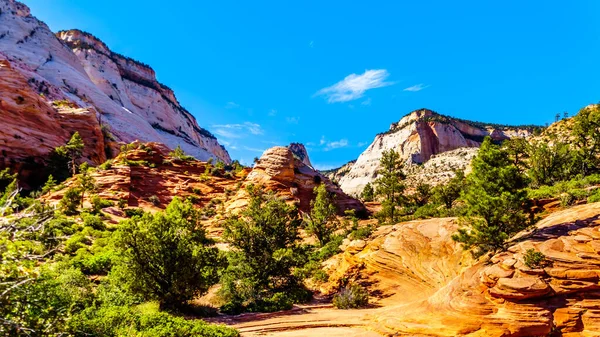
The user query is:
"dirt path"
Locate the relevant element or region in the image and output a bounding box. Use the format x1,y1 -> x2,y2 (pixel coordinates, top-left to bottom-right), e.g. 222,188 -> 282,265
208,303 -> 388,337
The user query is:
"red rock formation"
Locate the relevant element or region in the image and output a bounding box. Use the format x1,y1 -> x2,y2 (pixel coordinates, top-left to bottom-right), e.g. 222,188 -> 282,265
226,146 -> 365,215
365,203 -> 600,336
0,58 -> 106,188
0,0 -> 230,179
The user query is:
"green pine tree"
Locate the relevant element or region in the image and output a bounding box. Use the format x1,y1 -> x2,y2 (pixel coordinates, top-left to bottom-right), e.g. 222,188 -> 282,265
220,184 -> 307,313
374,149 -> 405,224
115,197 -> 223,309
452,137 -> 531,257
360,183 -> 374,202
304,183 -> 338,246
56,132 -> 85,176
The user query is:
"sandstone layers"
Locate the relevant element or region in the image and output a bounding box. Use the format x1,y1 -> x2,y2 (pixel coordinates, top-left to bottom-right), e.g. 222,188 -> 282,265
337,109 -> 534,196
226,146 -> 365,215
0,0 -> 230,186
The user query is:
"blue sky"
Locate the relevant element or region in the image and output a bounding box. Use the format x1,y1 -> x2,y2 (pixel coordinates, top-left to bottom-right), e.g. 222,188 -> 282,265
26,0 -> 600,169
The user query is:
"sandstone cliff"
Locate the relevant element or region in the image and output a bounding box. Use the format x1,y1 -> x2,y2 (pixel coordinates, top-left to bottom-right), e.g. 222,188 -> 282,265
0,0 -> 230,181
337,109 -> 536,196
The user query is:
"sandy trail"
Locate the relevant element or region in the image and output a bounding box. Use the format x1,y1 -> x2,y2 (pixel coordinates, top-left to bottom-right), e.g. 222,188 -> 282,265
209,303 -> 387,337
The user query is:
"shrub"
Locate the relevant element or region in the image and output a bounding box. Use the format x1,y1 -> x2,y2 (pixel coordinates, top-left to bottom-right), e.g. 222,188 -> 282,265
169,145 -> 194,161
124,208 -> 145,218
60,187 -> 82,215
118,198 -> 128,209
588,188 -> 600,203
98,159 -> 113,170
349,225 -> 373,240
72,249 -> 116,275
333,284 -> 369,309
91,195 -> 113,214
115,198 -> 223,309
64,233 -> 91,254
71,305 -> 239,337
82,212 -> 106,231
148,195 -> 160,206
523,248 -> 546,269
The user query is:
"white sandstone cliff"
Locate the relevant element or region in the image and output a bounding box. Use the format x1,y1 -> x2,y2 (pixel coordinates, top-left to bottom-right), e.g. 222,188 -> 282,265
338,109 -> 535,196
0,0 -> 230,164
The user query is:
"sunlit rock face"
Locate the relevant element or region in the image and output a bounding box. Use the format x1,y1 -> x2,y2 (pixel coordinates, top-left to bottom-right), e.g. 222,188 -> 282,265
337,109 -> 534,196
226,146 -> 365,215
0,0 -> 230,184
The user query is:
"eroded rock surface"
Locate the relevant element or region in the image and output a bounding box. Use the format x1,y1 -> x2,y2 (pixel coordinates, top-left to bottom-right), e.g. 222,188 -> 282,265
338,109 -> 534,196
0,0 -> 230,183
226,146 -> 365,215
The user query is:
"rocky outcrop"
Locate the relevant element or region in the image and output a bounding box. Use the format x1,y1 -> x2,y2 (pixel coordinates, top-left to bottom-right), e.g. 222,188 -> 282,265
43,142 -> 245,236
321,159 -> 355,184
338,109 -> 536,196
226,146 -> 365,215
288,143 -> 312,168
322,217 -> 472,304
369,202 -> 600,336
0,0 -> 230,181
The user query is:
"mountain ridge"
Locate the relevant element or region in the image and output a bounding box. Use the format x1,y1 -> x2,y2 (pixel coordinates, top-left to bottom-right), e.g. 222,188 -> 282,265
334,108 -> 537,196
0,0 -> 230,188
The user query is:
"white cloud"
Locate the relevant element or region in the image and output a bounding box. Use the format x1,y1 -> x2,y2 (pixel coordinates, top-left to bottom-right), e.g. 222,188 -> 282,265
268,109 -> 277,116
213,129 -> 241,139
361,98 -> 371,106
212,122 -> 264,139
242,146 -> 266,153
225,101 -> 240,109
324,139 -> 349,151
403,83 -> 429,92
319,136 -> 326,145
357,141 -> 369,147
286,117 -> 300,124
315,69 -> 394,103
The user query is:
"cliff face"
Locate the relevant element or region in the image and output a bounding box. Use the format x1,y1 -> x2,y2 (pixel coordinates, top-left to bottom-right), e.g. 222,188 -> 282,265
338,109 -> 535,196
0,0 -> 230,179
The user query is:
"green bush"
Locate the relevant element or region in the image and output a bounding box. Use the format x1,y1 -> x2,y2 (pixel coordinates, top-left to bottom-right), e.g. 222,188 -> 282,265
118,198 -> 128,209
91,195 -> 113,214
64,233 -> 91,254
333,284 -> 369,309
523,248 -> 546,269
72,249 -> 116,275
588,188 -> 600,203
115,198 -> 223,309
60,187 -> 82,215
349,226 -> 373,240
148,195 -> 160,206
98,160 -> 113,170
71,305 -> 238,337
124,208 -> 145,218
82,212 -> 106,231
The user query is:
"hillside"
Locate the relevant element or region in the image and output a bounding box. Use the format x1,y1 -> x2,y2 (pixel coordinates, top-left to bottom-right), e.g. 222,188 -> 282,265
0,0 -> 230,188
335,108 -> 537,196
214,202 -> 600,336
